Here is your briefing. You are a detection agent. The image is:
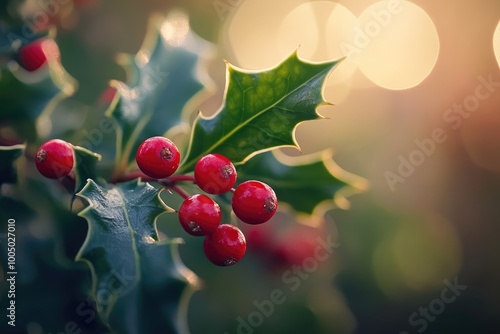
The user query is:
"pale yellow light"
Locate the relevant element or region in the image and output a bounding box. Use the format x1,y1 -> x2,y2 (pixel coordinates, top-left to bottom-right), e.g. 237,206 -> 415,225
276,2 -> 320,61
325,3 -> 361,82
357,0 -> 440,90
225,0 -> 310,68
494,20 -> 500,69
276,1 -> 356,104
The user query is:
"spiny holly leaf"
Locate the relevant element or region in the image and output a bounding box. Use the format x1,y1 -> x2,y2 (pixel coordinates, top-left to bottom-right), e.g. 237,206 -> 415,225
76,179 -> 199,334
177,51 -> 343,173
237,150 -> 368,215
72,146 -> 103,194
0,144 -> 25,185
0,58 -> 76,141
107,12 -> 212,173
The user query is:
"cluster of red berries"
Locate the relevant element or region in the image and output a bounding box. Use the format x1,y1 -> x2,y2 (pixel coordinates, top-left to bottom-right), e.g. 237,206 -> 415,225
136,136 -> 278,266
35,136 -> 278,267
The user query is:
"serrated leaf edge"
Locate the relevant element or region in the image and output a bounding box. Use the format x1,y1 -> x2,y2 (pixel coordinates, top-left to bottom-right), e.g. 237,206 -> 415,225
178,50 -> 344,173
74,179 -> 175,315
261,149 -> 368,226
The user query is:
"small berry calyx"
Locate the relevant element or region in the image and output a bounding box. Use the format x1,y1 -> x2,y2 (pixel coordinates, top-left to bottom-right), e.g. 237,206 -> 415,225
136,136 -> 180,179
35,139 -> 74,179
194,153 -> 237,194
17,38 -> 60,72
178,194 -> 221,236
232,180 -> 278,225
203,224 -> 246,266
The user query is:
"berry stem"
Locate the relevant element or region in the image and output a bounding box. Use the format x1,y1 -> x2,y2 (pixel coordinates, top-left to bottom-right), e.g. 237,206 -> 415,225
165,184 -> 190,200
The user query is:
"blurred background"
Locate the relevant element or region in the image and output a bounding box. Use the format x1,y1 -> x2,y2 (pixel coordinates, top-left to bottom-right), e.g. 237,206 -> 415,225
1,0 -> 500,333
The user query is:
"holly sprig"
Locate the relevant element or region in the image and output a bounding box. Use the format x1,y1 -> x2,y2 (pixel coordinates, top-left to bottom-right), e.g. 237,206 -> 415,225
1,11 -> 365,334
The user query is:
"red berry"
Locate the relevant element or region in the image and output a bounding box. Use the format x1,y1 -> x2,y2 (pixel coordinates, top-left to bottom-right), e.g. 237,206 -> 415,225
203,224 -> 246,266
136,136 -> 180,179
35,139 -> 74,179
178,194 -> 221,236
194,154 -> 237,194
18,38 -> 60,72
232,181 -> 277,225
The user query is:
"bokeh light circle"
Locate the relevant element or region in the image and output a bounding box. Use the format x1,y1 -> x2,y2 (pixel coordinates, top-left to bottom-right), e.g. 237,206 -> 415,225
325,3 -> 366,81
225,0 -> 311,68
276,1 -> 357,104
494,20 -> 500,69
356,0 -> 440,90
275,2 -> 321,61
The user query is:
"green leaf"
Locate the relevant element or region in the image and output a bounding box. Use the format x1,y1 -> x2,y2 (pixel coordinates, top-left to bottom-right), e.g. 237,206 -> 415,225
0,144 -> 25,185
76,179 -> 200,334
237,150 -> 368,215
0,59 -> 76,142
72,145 -> 103,194
107,12 -> 212,173
178,51 -> 343,173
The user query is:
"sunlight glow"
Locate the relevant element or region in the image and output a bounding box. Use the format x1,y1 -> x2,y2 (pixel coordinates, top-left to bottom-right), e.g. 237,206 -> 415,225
356,1 -> 440,90
276,2 -> 357,103
226,0 -> 439,91
494,20 -> 500,69
325,3 -> 362,81
276,3 -> 320,61
226,0 -> 310,68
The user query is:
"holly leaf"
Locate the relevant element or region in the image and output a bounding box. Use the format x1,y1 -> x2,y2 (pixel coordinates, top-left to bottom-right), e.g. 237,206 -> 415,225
0,144 -> 25,185
177,51 -> 343,173
0,58 -> 76,142
237,150 -> 368,216
76,179 -> 200,334
107,12 -> 212,173
72,145 -> 103,194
